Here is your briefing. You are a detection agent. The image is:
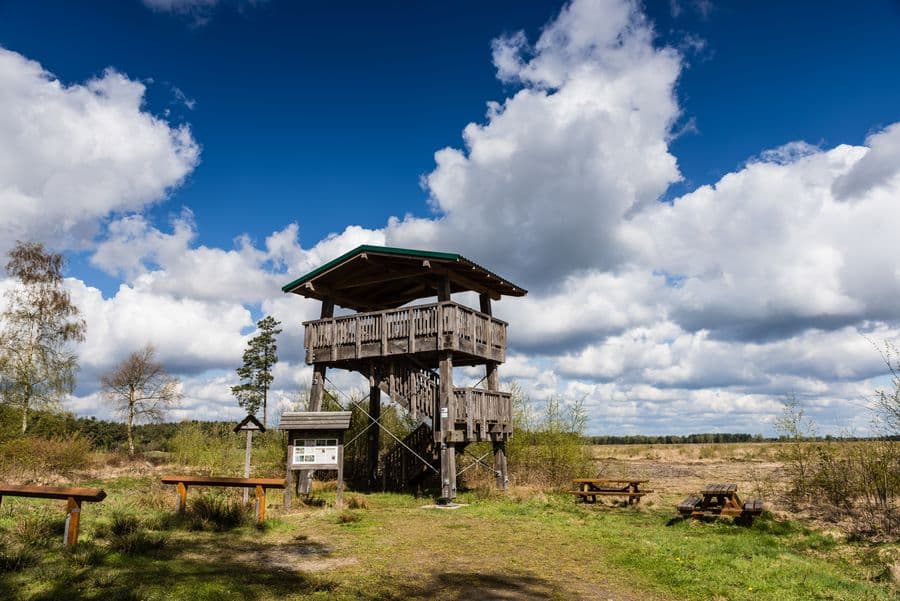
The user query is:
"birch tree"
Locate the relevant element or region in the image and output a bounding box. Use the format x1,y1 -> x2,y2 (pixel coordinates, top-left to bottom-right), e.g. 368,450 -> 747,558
101,345 -> 181,455
0,241 -> 86,433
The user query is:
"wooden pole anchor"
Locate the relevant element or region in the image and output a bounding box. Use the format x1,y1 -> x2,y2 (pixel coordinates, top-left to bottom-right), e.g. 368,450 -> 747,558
64,497 -> 82,546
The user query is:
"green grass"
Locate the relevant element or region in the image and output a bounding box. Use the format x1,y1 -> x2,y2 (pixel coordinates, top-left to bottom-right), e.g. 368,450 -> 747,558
0,478 -> 897,600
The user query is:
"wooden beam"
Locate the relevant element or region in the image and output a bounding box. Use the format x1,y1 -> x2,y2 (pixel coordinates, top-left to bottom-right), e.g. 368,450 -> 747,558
431,265 -> 500,300
338,267 -> 431,289
302,283 -> 369,311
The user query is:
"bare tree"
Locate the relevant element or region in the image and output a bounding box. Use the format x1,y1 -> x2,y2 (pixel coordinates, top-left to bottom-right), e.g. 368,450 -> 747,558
874,341 -> 900,435
101,345 -> 181,455
0,241 -> 86,433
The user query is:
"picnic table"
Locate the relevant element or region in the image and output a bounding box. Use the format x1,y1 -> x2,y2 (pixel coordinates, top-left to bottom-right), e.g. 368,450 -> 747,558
568,478 -> 651,505
677,483 -> 764,522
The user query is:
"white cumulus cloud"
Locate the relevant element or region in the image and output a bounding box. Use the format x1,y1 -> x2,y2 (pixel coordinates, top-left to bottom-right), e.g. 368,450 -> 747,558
0,47 -> 199,255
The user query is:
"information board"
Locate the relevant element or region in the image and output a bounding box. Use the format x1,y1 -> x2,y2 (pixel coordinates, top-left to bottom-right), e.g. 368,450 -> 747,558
292,438 -> 339,467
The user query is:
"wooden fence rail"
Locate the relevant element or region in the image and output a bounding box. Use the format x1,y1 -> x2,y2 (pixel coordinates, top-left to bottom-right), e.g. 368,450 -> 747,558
304,301 -> 507,364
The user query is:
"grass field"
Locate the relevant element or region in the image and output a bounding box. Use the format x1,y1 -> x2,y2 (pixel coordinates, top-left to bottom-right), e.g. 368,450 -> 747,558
1,447 -> 898,601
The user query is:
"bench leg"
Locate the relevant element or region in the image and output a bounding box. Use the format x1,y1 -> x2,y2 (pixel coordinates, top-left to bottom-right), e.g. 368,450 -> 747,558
64,497 -> 81,546
255,485 -> 265,526
176,482 -> 188,513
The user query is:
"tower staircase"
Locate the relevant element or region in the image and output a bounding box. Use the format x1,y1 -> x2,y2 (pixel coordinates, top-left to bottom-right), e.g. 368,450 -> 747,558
376,358 -> 440,491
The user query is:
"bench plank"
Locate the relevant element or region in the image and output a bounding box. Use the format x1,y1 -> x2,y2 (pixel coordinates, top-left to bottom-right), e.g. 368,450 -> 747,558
567,490 -> 649,497
677,496 -> 702,513
160,475 -> 285,488
572,478 -> 649,483
0,484 -> 106,502
0,484 -> 106,546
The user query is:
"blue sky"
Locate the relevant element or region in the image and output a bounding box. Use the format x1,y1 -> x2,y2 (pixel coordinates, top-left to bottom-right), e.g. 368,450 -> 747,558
1,0 -> 900,435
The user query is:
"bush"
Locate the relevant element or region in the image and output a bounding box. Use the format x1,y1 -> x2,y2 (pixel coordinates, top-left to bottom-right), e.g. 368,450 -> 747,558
0,543 -> 38,571
777,396 -> 900,538
0,433 -> 93,479
95,510 -> 167,555
13,509 -> 66,547
169,421 -> 284,476
346,495 -> 369,510
337,510 -> 361,524
504,391 -> 593,489
185,494 -> 247,531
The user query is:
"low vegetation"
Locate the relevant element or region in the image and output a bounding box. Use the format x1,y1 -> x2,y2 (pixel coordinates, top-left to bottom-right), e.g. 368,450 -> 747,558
1,389 -> 898,599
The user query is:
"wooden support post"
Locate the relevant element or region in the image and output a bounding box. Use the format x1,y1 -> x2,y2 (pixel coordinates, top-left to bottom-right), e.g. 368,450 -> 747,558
335,444 -> 344,510
64,497 -> 81,546
438,276 -> 452,303
300,301 -> 330,497
493,441 -> 508,491
176,482 -> 187,513
481,293 -> 507,490
255,485 -> 265,526
243,429 -> 253,505
438,349 -> 456,501
284,445 -> 293,509
368,383 -> 381,491
440,444 -> 451,501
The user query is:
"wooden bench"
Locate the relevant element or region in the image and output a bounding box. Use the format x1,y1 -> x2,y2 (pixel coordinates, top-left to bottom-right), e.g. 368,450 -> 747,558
568,478 -> 653,505
0,484 -> 106,546
160,475 -> 286,526
677,483 -> 764,522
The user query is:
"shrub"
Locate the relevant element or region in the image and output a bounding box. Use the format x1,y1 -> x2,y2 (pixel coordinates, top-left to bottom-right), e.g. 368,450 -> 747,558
346,495 -> 369,510
337,510 -> 361,524
0,433 -> 93,479
0,544 -> 38,571
94,510 -> 167,555
13,509 -> 66,547
185,494 -> 247,531
169,421 -> 284,476
776,396 -> 900,538
504,391 -> 593,489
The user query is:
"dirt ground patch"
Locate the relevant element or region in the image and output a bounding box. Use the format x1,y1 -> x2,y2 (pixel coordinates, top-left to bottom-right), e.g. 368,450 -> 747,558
588,443 -> 790,510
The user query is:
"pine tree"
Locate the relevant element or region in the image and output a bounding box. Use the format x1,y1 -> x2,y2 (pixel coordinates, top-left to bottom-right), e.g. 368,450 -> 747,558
0,241 -> 86,433
231,315 -> 282,427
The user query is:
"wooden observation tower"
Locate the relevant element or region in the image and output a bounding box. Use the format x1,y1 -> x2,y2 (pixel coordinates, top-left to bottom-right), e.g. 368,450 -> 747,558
282,245 -> 526,501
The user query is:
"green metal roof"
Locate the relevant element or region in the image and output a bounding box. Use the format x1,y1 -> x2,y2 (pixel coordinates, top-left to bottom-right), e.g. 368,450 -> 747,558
281,245 -> 526,310
281,245 -> 460,293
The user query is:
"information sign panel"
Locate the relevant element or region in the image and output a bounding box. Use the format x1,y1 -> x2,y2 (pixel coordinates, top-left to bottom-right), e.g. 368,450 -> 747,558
292,438 -> 338,466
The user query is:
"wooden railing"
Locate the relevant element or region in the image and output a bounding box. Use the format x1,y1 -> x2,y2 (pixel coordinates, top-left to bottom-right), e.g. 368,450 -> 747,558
380,362 -> 439,422
303,302 -> 507,364
451,388 -> 513,439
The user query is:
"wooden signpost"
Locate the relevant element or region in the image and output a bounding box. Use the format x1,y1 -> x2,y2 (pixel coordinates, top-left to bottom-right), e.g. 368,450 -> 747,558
279,411 -> 351,509
233,414 -> 266,505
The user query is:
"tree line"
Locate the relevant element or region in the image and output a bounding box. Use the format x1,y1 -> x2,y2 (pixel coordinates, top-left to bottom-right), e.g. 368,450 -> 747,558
587,433 -> 763,445
0,241 -> 284,454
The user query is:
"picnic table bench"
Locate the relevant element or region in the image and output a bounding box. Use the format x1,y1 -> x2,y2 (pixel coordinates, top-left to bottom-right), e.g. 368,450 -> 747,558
568,479 -> 652,505
160,475 -> 286,525
0,484 -> 107,546
677,483 -> 764,522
